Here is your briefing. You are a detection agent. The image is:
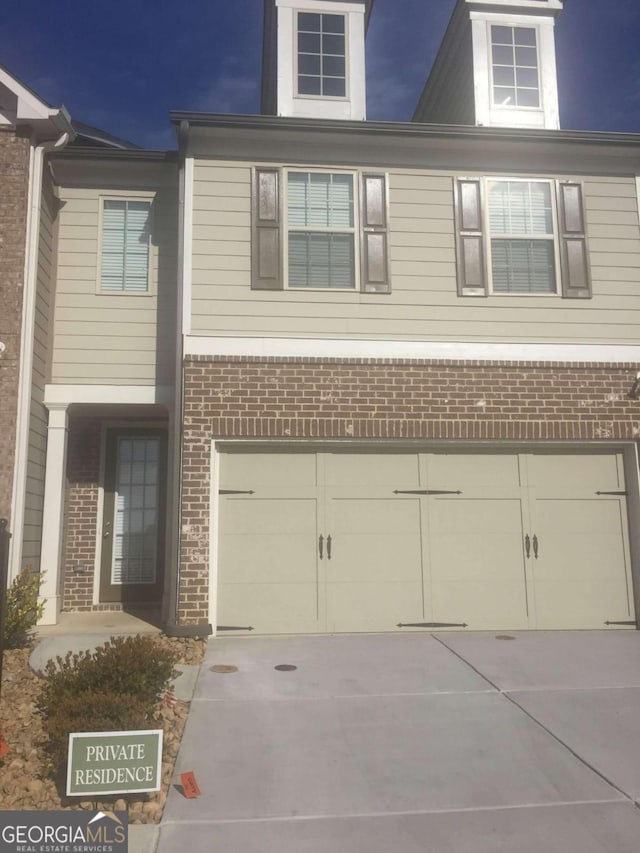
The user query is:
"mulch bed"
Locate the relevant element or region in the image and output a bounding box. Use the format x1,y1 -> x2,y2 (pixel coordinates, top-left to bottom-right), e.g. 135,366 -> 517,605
0,636 -> 206,822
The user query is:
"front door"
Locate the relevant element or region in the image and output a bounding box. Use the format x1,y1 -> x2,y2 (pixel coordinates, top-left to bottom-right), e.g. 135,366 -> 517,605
100,429 -> 167,603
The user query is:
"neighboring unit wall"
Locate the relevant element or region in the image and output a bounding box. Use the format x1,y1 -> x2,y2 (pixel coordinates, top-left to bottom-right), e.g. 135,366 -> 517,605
51,158 -> 179,386
190,162 -> 640,344
177,355 -> 640,623
0,129 -> 30,522
22,172 -> 59,570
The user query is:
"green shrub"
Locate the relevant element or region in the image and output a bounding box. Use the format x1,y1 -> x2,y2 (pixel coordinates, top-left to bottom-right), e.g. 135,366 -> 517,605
38,635 -> 178,712
3,569 -> 44,648
42,690 -> 149,776
38,635 -> 178,777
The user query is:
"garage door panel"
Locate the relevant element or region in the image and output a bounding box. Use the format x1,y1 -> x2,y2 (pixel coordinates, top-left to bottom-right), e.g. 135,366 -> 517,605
218,583 -> 321,634
221,498 -> 317,536
325,453 -> 420,487
527,453 -> 623,494
531,496 -> 634,627
220,452 -> 318,488
532,581 -> 633,629
429,497 -> 529,627
431,581 -> 529,630
326,582 -> 425,633
427,454 -> 522,488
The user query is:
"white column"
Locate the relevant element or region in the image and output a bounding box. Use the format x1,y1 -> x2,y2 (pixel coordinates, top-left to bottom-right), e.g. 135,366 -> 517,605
38,404 -> 69,625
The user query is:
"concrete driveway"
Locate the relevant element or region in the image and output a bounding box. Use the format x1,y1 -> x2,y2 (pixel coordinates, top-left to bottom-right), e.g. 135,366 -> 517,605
157,632 -> 640,852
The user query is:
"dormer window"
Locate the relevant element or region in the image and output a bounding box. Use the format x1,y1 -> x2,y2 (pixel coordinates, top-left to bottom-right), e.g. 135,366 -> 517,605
491,25 -> 540,109
297,12 -> 346,98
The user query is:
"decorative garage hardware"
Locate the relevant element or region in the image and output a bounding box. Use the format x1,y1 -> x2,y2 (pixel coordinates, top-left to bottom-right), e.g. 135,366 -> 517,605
319,534 -> 333,559
524,534 -> 539,558
217,625 -> 254,631
595,491 -> 628,496
274,664 -> 298,671
397,622 -> 469,628
219,489 -> 255,495
604,620 -> 636,626
393,489 -> 462,495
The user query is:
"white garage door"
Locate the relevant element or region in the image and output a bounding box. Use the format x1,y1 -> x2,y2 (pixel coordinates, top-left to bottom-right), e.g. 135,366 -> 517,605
216,450 -> 635,634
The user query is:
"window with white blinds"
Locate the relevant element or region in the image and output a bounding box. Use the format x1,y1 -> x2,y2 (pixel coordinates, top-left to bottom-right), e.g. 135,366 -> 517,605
100,199 -> 151,293
287,172 -> 356,288
487,180 -> 557,294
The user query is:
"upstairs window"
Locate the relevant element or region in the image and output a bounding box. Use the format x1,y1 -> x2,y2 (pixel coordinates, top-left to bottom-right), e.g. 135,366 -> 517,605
100,199 -> 151,293
454,177 -> 592,300
297,12 -> 346,98
491,25 -> 540,108
287,171 -> 355,289
487,180 -> 556,294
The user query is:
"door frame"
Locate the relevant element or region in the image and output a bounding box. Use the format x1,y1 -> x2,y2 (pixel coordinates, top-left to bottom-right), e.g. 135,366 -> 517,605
97,424 -> 169,604
209,439 -> 640,635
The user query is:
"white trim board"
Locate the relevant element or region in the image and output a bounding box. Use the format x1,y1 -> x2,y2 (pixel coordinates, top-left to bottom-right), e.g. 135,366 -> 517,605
44,384 -> 174,407
184,336 -> 640,364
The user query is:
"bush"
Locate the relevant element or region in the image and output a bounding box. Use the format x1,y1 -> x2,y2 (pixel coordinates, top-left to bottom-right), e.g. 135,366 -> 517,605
38,635 -> 178,776
3,569 -> 44,648
42,690 -> 149,776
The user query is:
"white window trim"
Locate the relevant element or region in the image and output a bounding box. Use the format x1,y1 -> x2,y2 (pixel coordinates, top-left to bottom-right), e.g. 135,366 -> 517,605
283,168 -> 360,292
488,22 -> 542,113
96,192 -> 155,297
484,177 -> 561,297
294,8 -> 350,102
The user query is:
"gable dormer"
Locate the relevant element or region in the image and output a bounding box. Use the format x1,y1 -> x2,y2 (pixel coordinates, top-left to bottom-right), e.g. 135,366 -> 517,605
261,0 -> 373,120
413,0 -> 563,130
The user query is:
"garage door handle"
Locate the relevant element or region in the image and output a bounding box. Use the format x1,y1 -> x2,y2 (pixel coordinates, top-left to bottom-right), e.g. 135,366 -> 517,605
327,535 -> 332,560
524,534 -> 530,558
319,535 -> 324,560
533,535 -> 539,559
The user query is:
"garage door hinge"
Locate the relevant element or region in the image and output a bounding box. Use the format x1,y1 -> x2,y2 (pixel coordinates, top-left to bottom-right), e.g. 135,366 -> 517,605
595,491 -> 628,496
397,622 -> 469,628
217,625 -> 255,631
219,489 -> 255,495
393,490 -> 462,496
604,620 -> 636,626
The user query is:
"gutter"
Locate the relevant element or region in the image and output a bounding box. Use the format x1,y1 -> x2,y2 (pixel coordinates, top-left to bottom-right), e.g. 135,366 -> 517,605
9,126 -> 73,582
168,111 -> 640,148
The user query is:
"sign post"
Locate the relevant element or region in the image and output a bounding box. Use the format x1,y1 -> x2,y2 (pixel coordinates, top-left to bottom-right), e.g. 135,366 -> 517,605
67,730 -> 163,798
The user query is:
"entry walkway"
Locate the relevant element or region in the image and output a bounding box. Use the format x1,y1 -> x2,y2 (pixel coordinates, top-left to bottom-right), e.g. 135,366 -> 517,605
157,631 -> 640,852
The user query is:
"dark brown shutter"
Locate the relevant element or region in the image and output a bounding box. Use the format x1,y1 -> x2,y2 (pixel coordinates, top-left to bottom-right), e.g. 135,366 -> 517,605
454,178 -> 487,297
251,168 -> 282,290
360,173 -> 390,293
557,181 -> 591,299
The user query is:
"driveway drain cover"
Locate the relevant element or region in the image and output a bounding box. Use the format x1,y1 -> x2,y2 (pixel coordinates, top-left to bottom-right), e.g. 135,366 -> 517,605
274,664 -> 297,672
495,635 -> 516,641
210,665 -> 238,674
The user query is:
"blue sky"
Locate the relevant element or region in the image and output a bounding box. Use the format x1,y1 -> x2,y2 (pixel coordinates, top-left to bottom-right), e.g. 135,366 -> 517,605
1,0 -> 638,148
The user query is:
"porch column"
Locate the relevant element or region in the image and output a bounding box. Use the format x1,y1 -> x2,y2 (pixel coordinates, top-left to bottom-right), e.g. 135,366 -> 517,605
38,404 -> 69,625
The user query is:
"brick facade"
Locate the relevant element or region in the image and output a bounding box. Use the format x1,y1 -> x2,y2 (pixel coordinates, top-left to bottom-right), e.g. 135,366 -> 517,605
61,418 -> 102,611
0,129 -> 30,523
178,355 -> 640,623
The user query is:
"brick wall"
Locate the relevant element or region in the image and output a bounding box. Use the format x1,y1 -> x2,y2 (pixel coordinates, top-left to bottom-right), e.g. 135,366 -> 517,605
178,355 -> 640,623
62,418 -> 101,611
0,129 -> 30,523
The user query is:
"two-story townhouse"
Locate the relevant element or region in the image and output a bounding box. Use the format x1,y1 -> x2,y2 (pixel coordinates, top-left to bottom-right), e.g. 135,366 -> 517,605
14,0 -> 640,638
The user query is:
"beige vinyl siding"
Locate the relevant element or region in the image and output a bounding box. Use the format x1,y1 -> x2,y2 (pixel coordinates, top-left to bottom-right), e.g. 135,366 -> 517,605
22,175 -> 57,571
52,166 -> 178,385
191,161 -> 640,344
